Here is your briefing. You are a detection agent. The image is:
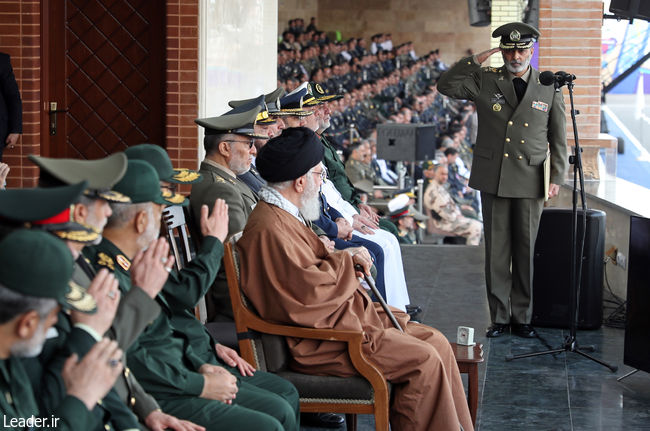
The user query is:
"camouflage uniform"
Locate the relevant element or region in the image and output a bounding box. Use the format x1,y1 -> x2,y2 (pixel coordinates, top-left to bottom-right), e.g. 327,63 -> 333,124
424,180 -> 482,245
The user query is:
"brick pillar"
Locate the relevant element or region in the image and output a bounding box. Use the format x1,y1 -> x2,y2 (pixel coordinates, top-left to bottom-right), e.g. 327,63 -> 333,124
166,0 -> 200,194
539,0 -> 612,179
489,0 -> 526,67
0,0 -> 41,188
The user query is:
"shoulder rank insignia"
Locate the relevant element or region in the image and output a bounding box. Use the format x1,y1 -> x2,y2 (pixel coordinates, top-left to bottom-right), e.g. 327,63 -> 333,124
97,252 -> 115,271
482,66 -> 500,73
116,254 -> 131,271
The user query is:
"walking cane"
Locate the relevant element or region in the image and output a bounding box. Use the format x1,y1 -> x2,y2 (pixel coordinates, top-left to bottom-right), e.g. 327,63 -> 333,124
355,264 -> 404,332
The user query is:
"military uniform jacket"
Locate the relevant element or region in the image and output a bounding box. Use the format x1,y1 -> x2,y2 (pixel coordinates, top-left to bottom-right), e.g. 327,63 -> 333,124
84,240 -> 163,421
320,135 -> 362,208
191,161 -> 258,237
437,57 -> 567,198
127,237 -> 229,400
0,356 -> 96,431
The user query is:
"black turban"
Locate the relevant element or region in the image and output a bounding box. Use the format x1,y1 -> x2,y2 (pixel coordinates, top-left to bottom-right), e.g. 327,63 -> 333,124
256,127 -> 324,182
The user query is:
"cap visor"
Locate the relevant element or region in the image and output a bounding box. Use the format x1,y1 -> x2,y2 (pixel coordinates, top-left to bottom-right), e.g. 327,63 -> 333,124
91,189 -> 132,203
45,221 -> 101,244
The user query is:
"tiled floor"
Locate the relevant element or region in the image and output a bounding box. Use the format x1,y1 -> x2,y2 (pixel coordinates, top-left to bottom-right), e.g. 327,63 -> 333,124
301,245 -> 650,430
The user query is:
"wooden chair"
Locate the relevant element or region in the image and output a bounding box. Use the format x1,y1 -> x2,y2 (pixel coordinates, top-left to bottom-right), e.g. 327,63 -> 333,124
223,240 -> 391,431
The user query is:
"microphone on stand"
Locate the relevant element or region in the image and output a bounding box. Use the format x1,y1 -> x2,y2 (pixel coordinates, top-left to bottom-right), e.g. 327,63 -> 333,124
540,70 -> 577,88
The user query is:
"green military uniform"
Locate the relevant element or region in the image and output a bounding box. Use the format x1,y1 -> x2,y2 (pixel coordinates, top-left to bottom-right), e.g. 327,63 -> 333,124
437,22 -> 567,326
191,104 -> 268,321
345,158 -> 376,186
0,230 -> 99,431
89,235 -> 299,431
190,160 -> 258,320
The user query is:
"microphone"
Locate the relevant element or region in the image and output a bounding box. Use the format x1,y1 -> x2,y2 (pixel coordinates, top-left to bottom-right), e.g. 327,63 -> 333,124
540,71 -> 576,87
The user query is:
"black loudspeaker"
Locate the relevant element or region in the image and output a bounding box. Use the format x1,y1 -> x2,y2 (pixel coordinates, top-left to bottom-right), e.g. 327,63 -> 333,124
468,0 -> 491,27
531,208 -> 605,329
610,0 -> 650,21
624,216 -> 650,374
376,124 -> 436,161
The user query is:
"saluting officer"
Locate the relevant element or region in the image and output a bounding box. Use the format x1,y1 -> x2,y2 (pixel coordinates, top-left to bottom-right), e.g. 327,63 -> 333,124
437,22 -> 567,338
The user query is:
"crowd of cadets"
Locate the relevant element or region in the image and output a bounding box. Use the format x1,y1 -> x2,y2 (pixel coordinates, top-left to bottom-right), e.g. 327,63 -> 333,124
277,18 -> 482,243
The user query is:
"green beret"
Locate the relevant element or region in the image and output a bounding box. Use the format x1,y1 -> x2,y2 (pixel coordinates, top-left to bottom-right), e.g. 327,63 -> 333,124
492,22 -> 540,49
256,127 -> 324,182
30,153 -> 131,203
124,144 -> 202,185
0,229 -> 96,313
113,160 -> 187,206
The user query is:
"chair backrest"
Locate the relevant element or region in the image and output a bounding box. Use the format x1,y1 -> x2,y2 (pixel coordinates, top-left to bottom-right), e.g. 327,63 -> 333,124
162,205 -> 208,322
223,237 -> 291,373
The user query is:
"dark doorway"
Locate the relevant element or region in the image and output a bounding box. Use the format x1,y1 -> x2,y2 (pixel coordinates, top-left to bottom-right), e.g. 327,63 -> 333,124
42,0 -> 165,159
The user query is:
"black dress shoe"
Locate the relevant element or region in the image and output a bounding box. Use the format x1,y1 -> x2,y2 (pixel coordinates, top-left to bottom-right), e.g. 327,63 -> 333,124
301,412 -> 345,428
485,323 -> 509,338
511,323 -> 537,338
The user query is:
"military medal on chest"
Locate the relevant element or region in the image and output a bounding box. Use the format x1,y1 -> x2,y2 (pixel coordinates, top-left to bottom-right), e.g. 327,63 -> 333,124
492,103 -> 502,112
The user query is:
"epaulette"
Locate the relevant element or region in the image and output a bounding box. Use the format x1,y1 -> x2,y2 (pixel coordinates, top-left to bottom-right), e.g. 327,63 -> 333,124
97,252 -> 115,271
482,67 -> 500,73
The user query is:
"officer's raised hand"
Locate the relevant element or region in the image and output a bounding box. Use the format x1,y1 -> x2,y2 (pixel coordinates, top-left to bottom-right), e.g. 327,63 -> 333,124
475,47 -> 501,64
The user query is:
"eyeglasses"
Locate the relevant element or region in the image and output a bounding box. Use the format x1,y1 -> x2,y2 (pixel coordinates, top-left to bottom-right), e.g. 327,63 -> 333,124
311,169 -> 327,181
223,139 -> 255,149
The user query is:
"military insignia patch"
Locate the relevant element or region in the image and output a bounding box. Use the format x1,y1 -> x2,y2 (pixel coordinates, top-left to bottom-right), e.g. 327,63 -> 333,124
532,100 -> 549,112
492,103 -> 502,112
510,29 -> 521,42
482,67 -> 500,73
116,254 -> 131,271
97,252 -> 115,271
490,93 -> 506,104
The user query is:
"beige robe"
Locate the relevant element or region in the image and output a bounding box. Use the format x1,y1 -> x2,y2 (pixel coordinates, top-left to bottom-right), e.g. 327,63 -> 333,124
238,202 -> 473,431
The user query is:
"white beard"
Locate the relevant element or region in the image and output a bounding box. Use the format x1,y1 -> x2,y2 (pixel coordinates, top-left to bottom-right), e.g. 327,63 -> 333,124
299,175 -> 322,221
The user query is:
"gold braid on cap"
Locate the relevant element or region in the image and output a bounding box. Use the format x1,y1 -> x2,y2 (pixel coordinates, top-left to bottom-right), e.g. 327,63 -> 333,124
66,280 -> 97,313
173,169 -> 201,183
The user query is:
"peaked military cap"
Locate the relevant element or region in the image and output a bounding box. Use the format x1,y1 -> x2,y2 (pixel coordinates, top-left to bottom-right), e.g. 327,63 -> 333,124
0,181 -> 101,244
124,144 -> 202,185
0,229 -> 97,313
29,153 -> 131,203
278,87 -> 314,117
352,179 -> 374,195
113,159 -> 187,206
492,22 -> 540,50
224,94 -> 276,125
195,104 -> 268,139
303,81 -> 343,106
228,87 -> 288,117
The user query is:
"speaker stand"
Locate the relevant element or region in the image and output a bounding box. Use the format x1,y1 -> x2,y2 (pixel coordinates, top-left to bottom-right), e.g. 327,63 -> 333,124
505,78 -> 617,373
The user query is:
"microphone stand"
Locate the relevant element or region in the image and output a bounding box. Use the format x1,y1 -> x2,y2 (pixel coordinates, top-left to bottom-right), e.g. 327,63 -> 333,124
505,77 -> 617,372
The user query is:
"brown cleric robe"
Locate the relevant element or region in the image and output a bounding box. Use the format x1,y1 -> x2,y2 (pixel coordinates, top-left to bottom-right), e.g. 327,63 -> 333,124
238,201 -> 473,431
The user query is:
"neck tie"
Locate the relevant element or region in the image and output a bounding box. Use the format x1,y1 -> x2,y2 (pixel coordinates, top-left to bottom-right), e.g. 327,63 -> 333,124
513,77 -> 527,103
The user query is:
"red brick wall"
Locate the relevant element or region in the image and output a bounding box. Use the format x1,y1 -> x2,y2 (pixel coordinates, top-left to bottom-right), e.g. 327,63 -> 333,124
0,0 -> 200,190
538,0 -> 603,139
0,0 -> 41,188
166,0 -> 199,195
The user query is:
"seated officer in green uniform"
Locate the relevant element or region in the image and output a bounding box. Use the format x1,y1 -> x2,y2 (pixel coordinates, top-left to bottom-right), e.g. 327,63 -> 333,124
190,104 -> 268,321
0,181 -> 143,431
0,229 -> 123,431
27,154 -> 201,431
89,160 -> 299,431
